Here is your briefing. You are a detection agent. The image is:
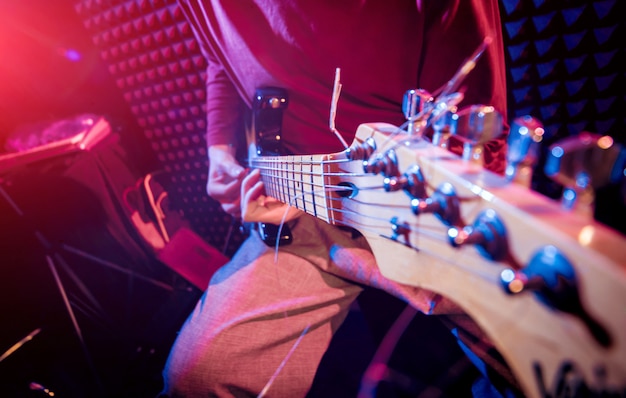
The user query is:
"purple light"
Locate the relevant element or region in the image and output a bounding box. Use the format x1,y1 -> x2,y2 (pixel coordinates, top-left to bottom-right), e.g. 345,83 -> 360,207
63,48 -> 81,62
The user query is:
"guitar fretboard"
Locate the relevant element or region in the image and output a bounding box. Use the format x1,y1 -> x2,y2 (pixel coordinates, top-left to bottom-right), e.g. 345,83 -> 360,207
249,154 -> 331,223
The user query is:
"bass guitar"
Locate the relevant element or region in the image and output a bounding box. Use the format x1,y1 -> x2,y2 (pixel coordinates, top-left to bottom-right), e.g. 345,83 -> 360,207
250,121 -> 626,398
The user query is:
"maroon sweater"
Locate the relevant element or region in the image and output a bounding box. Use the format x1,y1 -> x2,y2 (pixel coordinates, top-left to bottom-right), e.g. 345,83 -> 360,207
179,0 -> 508,168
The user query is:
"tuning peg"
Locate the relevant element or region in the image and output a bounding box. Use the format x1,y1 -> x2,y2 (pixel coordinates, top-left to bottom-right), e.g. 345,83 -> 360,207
411,182 -> 461,226
447,209 -> 509,261
505,115 -> 545,187
430,93 -> 463,148
402,88 -> 433,135
500,245 -> 612,348
363,149 -> 399,178
346,136 -> 376,161
430,110 -> 457,148
451,105 -> 504,164
544,132 -> 625,212
384,164 -> 428,199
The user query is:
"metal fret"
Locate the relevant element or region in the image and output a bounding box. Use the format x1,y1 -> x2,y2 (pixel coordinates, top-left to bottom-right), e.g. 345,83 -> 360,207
299,158 -> 306,213
254,154 -> 330,222
309,155 -> 317,218
279,158 -> 287,204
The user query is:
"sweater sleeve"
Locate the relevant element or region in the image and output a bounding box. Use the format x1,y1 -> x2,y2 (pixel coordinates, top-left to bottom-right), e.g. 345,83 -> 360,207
204,53 -> 246,149
178,0 -> 246,149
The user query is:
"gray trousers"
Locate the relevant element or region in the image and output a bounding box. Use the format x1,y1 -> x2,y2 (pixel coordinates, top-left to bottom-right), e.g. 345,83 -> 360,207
160,214 -> 473,397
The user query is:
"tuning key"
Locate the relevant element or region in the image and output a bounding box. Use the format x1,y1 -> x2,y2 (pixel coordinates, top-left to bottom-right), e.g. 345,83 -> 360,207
402,88 -> 433,135
451,105 -> 504,164
544,132 -> 625,212
346,136 -> 376,161
411,182 -> 461,226
505,115 -> 544,187
431,106 -> 458,148
447,209 -> 509,262
383,164 -> 428,199
363,149 -> 400,177
500,245 -> 612,348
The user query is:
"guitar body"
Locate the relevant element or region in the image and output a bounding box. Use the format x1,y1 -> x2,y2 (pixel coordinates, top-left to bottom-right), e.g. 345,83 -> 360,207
255,122 -> 626,397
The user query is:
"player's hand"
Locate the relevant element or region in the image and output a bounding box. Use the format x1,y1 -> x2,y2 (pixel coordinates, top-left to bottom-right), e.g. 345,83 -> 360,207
206,145 -> 246,218
241,168 -> 303,224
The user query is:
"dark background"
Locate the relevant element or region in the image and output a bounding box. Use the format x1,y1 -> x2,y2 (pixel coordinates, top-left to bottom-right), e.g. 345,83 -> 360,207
0,0 -> 623,397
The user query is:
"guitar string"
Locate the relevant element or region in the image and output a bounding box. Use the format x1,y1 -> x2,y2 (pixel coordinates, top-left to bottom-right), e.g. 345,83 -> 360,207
255,159 -> 487,230
257,324 -> 311,398
253,166 -> 366,179
253,158 -> 483,226
269,185 -> 504,286
323,204 -> 504,285
254,163 -> 482,211
253,151 -> 508,285
249,157 -> 350,166
269,185 -> 472,280
255,164 -> 478,202
246,134 -> 423,169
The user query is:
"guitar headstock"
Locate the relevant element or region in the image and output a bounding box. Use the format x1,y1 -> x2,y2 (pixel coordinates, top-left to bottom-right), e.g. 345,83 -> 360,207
324,122 -> 626,398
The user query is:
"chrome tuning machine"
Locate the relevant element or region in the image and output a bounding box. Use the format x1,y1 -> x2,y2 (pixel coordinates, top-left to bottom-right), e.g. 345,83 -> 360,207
505,115 -> 545,187
450,105 -> 504,164
402,88 -> 433,135
544,132 -> 624,212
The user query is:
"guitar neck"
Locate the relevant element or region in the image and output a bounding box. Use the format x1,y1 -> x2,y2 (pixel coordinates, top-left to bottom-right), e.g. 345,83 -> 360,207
249,153 -> 336,224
